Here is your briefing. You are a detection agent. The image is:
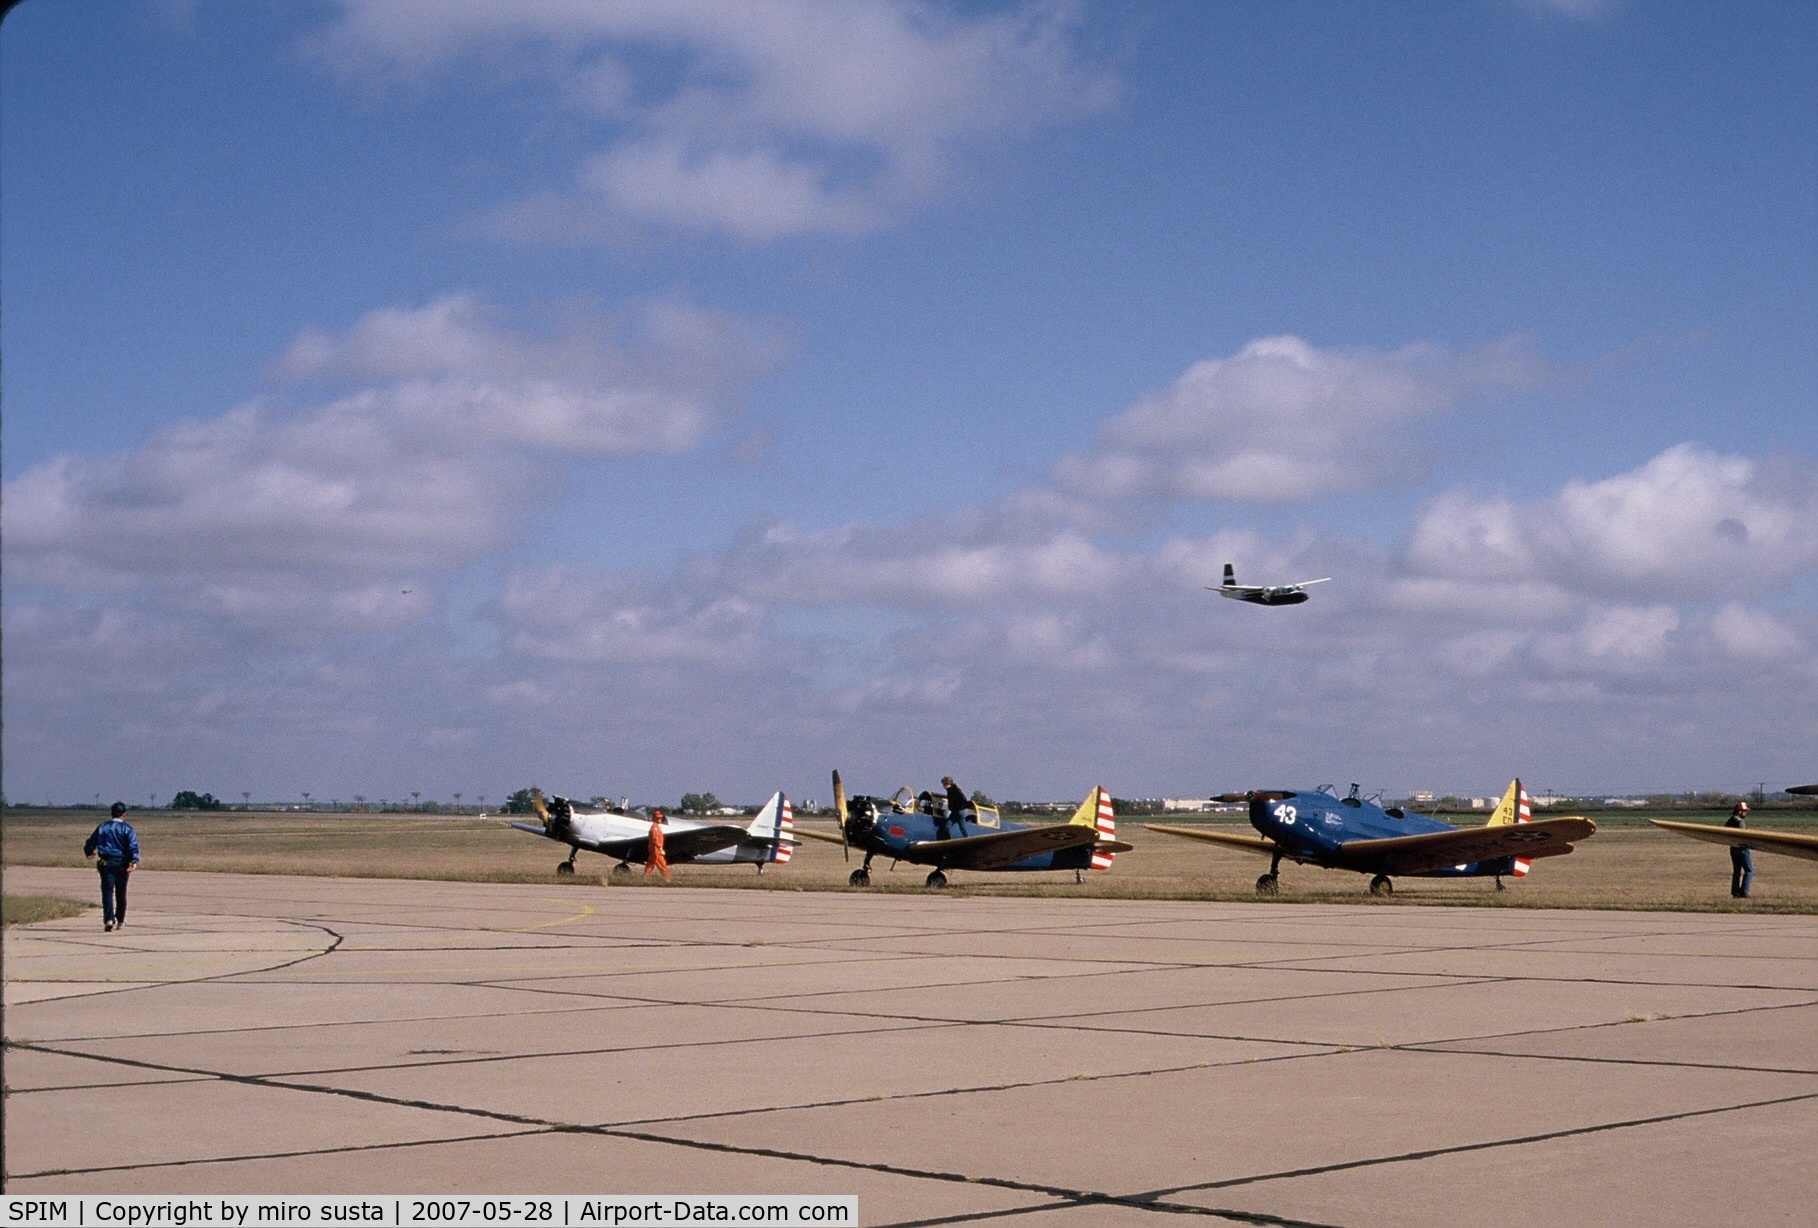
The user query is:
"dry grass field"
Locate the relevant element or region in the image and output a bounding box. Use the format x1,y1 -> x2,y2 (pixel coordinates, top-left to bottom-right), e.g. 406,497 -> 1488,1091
6,805 -> 1816,912
0,893 -> 90,927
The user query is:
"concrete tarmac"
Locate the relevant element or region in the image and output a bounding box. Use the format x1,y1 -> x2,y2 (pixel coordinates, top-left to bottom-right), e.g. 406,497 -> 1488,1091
4,866 -> 1814,1225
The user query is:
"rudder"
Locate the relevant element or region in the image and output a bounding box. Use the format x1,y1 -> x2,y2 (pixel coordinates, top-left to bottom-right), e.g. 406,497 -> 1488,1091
1068,786 -> 1118,870
1485,778 -> 1532,877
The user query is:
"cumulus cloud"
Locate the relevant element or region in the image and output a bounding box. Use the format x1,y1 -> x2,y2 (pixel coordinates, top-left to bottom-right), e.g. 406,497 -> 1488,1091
1405,444 -> 1818,599
1053,334 -> 1540,503
310,0 -> 1117,240
3,294 -> 781,631
495,566 -> 769,668
12,309 -> 1816,803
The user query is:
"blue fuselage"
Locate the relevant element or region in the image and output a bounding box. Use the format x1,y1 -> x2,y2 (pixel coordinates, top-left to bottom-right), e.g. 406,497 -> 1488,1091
1253,791 -> 1517,878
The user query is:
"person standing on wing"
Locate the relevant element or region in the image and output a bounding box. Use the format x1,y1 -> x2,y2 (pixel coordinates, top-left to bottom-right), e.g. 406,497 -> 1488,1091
942,776 -> 975,838
645,809 -> 671,881
1726,802 -> 1753,899
84,802 -> 140,931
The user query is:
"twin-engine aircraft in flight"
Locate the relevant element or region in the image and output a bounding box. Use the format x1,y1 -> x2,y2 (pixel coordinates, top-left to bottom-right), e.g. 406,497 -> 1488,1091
1147,779 -> 1594,894
792,772 -> 1131,888
509,790 -> 796,878
1210,563 -> 1330,606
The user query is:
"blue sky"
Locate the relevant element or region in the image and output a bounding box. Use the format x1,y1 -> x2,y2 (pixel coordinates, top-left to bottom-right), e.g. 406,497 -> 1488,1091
4,1 -> 1814,808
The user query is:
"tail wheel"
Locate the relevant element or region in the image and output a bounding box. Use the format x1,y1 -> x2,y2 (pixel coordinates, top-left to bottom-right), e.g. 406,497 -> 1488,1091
1369,874 -> 1393,896
926,870 -> 948,889
1255,873 -> 1279,896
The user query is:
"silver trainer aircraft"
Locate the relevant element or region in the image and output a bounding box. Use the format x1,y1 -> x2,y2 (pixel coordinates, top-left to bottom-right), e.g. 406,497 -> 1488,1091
509,790 -> 797,879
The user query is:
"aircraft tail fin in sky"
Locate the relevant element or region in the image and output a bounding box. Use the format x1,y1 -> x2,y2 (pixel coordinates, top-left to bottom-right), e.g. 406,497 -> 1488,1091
1485,778 -> 1533,877
1069,785 -> 1119,870
745,792 -> 795,863
1223,563 -> 1236,587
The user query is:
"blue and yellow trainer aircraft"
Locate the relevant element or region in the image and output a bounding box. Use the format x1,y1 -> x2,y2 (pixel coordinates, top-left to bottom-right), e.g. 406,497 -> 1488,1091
1148,779 -> 1594,895
795,771 -> 1132,888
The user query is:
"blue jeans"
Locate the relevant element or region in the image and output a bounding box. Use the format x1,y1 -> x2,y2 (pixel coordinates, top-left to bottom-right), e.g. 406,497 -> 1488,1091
1731,850 -> 1753,898
98,862 -> 129,924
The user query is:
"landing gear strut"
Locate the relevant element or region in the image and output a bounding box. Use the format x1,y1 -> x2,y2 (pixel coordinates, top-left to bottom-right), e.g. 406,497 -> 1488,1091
1256,852 -> 1282,896
925,869 -> 949,889
1369,874 -> 1393,896
1495,874 -> 1506,892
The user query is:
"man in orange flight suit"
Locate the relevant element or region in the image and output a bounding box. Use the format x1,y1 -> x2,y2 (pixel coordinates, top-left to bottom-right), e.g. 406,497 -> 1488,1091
645,809 -> 671,881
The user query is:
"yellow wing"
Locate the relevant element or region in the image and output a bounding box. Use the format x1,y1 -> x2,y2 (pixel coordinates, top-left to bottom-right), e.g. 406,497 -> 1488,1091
1144,824 -> 1280,858
1648,820 -> 1818,863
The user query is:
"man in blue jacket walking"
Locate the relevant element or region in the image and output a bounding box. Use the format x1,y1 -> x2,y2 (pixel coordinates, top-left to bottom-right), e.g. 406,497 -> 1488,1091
84,802 -> 140,931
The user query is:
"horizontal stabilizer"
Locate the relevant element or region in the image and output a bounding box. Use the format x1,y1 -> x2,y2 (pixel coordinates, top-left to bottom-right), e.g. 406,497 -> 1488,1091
1648,819 -> 1818,863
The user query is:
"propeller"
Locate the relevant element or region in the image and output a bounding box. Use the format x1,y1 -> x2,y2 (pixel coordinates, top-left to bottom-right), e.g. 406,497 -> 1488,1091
531,787 -> 552,832
1211,790 -> 1296,804
832,769 -> 850,862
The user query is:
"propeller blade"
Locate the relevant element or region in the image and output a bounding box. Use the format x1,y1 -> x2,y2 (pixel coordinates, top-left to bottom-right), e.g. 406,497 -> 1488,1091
531,788 -> 552,832
832,769 -> 849,862
1211,793 -> 1252,804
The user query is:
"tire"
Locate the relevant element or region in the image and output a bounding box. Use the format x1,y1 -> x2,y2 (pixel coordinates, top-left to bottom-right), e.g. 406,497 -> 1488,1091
556,862 -> 574,876
849,869 -> 871,887
1255,873 -> 1279,896
926,870 -> 948,889
1369,874 -> 1393,896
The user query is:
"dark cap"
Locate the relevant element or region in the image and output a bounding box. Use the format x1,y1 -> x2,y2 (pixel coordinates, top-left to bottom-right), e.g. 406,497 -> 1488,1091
110,802 -> 127,818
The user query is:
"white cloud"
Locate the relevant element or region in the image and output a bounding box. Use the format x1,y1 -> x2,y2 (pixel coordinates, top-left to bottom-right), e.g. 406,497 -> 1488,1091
311,0 -> 1117,240
1406,444 -> 1818,599
1710,602 -> 1803,660
1054,335 -> 1539,503
495,566 -> 768,667
3,294 -> 780,631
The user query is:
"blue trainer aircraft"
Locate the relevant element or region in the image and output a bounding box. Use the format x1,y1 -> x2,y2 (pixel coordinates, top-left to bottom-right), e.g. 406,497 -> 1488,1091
1147,779 -> 1594,895
794,771 -> 1132,888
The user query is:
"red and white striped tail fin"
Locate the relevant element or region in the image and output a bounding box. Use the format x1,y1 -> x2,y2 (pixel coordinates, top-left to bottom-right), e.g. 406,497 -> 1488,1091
1067,785 -> 1119,871
1512,781 -> 1532,878
746,791 -> 794,864
1487,778 -> 1532,878
775,795 -> 794,864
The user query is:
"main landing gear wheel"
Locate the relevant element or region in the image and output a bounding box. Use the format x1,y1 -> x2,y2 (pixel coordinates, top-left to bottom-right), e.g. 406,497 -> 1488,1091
609,862 -> 633,882
925,870 -> 949,889
556,860 -> 575,876
1369,874 -> 1393,896
1255,873 -> 1279,896
848,868 -> 871,887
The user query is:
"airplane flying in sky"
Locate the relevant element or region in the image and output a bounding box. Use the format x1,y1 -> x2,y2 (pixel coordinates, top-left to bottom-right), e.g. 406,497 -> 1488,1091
1209,563 -> 1330,606
509,790 -> 796,878
1147,779 -> 1594,894
793,772 -> 1131,888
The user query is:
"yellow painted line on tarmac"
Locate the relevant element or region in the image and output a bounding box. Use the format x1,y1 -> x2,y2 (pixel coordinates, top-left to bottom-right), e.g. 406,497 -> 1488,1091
519,898 -> 596,931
